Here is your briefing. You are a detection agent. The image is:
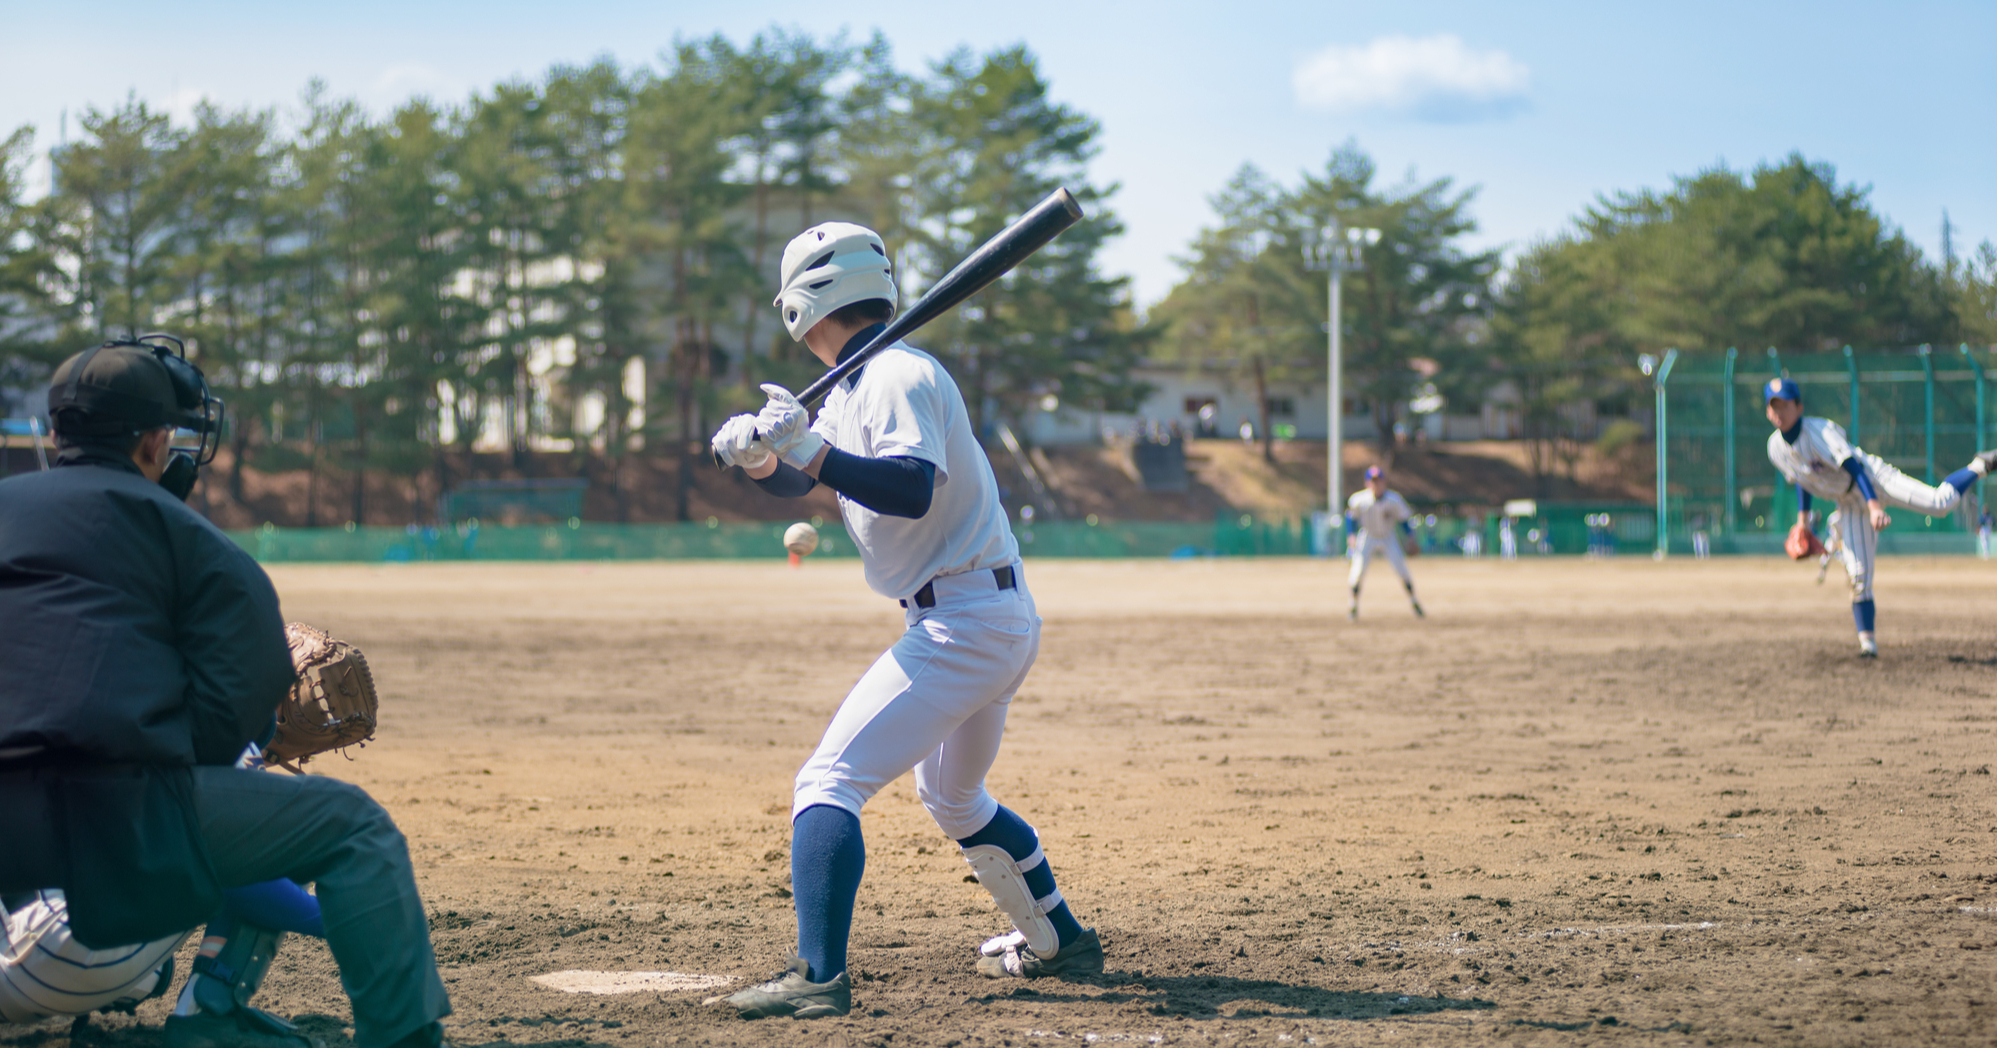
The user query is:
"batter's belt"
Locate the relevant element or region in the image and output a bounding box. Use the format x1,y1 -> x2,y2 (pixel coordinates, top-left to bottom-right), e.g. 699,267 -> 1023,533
901,564 -> 1018,609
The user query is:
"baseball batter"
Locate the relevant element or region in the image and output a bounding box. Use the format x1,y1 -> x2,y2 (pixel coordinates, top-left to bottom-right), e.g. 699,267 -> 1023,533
1345,466 -> 1424,620
707,222 -> 1099,1020
1765,376 -> 1994,657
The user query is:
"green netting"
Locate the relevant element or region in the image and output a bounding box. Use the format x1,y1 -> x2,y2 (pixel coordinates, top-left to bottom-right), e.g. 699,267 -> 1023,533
1659,345 -> 1992,554
226,515 -> 1324,564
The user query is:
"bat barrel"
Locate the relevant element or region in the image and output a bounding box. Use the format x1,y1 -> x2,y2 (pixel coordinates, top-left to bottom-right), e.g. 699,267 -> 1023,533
796,187 -> 1085,407
715,187 -> 1085,466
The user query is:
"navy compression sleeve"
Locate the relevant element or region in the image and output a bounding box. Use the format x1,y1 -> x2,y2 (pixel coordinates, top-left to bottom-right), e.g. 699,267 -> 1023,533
753,461 -> 818,498
818,450 -> 936,518
1840,457 -> 1878,502
1798,486 -> 1813,516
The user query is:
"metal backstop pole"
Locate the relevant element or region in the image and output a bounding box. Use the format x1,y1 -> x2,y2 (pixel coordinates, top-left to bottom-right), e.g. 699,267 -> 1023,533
1328,262 -> 1342,519
1654,348 -> 1679,558
1723,347 -> 1737,534
1964,344 -> 1987,504
1919,344 -> 1935,482
1844,345 -> 1859,445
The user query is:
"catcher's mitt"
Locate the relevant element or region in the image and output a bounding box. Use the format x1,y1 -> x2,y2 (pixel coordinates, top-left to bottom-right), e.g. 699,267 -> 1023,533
267,623 -> 379,771
1785,521 -> 1826,561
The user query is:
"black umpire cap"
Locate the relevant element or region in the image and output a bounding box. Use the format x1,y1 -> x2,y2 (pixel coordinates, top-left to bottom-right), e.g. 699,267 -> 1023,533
47,340 -> 217,444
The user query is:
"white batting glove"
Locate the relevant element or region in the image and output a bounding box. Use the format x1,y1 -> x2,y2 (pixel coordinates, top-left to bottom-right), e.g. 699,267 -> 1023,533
710,414 -> 771,470
757,383 -> 826,470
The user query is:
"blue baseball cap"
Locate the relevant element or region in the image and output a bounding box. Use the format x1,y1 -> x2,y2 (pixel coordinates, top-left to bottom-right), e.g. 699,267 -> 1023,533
1364,466 -> 1384,480
1765,377 -> 1800,402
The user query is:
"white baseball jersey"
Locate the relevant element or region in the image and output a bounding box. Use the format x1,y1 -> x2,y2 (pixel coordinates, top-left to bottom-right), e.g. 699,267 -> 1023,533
1767,417 -> 1863,505
1768,415 -> 1968,605
1,890 -> 186,1024
810,342 -> 1018,599
1346,488 -> 1413,538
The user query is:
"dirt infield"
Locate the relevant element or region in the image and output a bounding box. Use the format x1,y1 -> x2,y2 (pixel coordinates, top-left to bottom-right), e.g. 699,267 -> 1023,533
12,557 -> 1997,1047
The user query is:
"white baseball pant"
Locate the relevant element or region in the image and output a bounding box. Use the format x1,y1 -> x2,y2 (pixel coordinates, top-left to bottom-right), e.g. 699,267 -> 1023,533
1,890 -> 187,1025
1819,455 -> 1965,604
793,567 -> 1039,840
1348,536 -> 1412,589
1860,452 -> 1965,516
1823,505 -> 1877,602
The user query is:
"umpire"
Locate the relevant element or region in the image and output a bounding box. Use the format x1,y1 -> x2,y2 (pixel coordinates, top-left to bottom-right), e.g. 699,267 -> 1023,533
0,338 -> 451,1048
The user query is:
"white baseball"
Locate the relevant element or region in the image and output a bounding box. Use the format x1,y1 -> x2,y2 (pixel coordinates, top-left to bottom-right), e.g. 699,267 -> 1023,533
784,522 -> 820,556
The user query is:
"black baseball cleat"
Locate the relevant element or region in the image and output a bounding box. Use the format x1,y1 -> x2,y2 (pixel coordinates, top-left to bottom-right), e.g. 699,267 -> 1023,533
1411,601 -> 1425,618
710,955 -> 851,1019
977,928 -> 1104,979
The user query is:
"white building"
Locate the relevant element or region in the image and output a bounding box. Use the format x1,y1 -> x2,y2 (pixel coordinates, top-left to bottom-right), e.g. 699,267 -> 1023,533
1019,361 -> 1519,446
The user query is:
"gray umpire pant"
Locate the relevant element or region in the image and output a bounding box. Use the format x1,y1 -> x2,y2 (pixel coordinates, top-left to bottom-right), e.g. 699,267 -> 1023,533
192,767 -> 450,1048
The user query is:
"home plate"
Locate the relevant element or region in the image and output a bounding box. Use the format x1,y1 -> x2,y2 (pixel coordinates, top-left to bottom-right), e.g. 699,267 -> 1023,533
531,970 -> 734,995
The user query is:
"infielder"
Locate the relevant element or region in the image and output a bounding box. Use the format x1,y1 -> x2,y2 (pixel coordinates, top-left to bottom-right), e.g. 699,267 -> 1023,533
708,222 -> 1099,1020
1765,376 -> 1994,657
1345,466 -> 1423,620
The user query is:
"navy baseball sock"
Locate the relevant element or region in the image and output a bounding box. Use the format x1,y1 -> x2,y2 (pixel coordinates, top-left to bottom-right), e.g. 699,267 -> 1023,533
957,806 -> 1085,950
1852,599 -> 1876,634
1945,467 -> 1979,494
791,804 -> 865,982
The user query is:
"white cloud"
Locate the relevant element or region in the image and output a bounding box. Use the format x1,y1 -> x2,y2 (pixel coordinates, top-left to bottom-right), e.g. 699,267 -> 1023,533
1292,35 -> 1530,122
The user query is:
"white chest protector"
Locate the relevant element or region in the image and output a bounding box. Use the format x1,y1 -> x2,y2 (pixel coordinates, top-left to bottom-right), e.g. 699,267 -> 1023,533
810,343 -> 1018,599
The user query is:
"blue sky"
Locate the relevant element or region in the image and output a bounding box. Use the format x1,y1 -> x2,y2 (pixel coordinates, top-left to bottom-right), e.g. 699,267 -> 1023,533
4,0 -> 1990,308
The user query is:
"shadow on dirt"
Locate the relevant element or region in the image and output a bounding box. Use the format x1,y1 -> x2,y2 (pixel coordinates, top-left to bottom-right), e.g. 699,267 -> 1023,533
974,972 -> 1494,1021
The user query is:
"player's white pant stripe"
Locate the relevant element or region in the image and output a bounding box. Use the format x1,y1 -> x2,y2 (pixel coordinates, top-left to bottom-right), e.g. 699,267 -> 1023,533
1,889 -> 189,1024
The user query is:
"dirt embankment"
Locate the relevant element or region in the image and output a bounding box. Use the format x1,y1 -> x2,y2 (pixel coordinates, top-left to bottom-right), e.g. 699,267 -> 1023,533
0,437 -> 1653,529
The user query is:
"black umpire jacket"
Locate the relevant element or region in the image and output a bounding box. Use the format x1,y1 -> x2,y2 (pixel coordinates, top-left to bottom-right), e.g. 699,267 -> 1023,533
0,447 -> 293,944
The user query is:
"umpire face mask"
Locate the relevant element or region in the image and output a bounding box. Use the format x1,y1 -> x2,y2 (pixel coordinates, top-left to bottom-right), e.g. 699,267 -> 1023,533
48,333 -> 226,502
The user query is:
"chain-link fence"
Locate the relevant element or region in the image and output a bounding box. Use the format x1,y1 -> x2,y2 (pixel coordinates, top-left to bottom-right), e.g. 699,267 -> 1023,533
1657,345 -> 1993,555
225,514 -> 1327,564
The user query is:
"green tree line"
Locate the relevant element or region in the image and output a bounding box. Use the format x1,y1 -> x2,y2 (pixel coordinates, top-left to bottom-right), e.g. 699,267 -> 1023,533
1155,146 -> 1997,487
0,31 -> 1141,523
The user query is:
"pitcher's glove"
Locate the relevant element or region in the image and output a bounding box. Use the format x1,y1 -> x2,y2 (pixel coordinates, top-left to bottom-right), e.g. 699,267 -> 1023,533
1401,535 -> 1421,558
267,623 -> 379,771
1785,521 -> 1826,561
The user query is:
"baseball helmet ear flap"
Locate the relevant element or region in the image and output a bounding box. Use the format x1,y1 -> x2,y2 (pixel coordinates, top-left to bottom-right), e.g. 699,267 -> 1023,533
772,223 -> 896,342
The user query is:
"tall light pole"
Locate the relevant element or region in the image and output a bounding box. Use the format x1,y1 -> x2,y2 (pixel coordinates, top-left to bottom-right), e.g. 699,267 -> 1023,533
1303,224 -> 1380,526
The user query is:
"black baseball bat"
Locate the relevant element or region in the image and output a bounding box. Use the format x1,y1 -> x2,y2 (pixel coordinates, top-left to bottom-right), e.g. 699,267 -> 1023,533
718,186 -> 1085,465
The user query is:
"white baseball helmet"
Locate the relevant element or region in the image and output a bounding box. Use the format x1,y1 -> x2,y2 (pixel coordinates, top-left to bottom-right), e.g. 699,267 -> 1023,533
772,222 -> 897,342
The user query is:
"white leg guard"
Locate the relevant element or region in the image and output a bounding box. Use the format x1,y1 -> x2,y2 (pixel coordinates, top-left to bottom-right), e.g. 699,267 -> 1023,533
961,844 -> 1061,956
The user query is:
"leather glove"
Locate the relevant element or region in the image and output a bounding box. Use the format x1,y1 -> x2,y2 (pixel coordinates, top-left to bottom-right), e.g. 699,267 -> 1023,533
710,414 -> 772,470
1785,521 -> 1826,560
756,383 -> 826,470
